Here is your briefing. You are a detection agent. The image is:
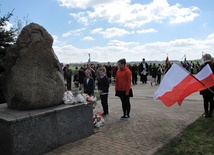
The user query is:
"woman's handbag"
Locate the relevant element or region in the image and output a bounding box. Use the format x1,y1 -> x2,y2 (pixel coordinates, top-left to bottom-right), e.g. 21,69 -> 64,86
129,88 -> 133,97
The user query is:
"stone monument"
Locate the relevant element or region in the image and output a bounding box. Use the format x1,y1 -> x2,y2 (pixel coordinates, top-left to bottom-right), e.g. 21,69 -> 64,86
0,23 -> 94,155
3,23 -> 65,109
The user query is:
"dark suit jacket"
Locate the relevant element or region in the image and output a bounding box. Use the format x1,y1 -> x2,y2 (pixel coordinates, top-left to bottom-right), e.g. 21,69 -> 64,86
138,62 -> 149,75
98,75 -> 109,94
83,77 -> 94,95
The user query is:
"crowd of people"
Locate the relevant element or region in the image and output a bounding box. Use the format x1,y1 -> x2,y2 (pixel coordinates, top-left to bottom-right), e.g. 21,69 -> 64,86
62,54 -> 214,119
62,58 -> 203,90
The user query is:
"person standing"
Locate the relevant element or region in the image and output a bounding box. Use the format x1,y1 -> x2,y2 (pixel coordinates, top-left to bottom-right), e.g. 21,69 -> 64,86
78,67 -> 85,90
130,64 -> 138,85
98,67 -> 110,116
115,58 -> 132,119
139,58 -> 148,84
200,54 -> 214,118
62,65 -> 67,81
150,63 -> 157,86
106,62 -> 112,83
157,64 -> 163,84
73,67 -> 79,88
83,69 -> 94,96
65,64 -> 72,90
190,61 -> 195,74
196,61 -> 201,73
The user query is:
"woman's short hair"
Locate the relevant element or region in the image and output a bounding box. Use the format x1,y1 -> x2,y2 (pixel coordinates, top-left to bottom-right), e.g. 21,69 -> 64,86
118,58 -> 126,65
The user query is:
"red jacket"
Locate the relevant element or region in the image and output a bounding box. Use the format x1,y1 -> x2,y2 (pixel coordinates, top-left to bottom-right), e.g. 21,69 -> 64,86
115,66 -> 131,94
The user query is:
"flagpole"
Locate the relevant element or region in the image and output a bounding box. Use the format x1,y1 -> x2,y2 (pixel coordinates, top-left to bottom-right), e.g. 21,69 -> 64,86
88,53 -> 91,69
180,54 -> 185,61
175,62 -> 214,94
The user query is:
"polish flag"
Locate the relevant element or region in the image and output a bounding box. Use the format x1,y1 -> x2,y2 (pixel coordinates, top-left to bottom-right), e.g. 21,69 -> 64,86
153,63 -> 214,107
195,64 -> 214,89
165,56 -> 169,65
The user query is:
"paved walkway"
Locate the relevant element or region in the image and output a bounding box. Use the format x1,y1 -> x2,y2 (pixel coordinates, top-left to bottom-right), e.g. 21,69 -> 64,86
45,81 -> 204,155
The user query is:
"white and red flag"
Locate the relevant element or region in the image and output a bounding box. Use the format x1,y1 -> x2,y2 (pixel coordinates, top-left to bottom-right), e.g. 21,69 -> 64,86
154,63 -> 214,107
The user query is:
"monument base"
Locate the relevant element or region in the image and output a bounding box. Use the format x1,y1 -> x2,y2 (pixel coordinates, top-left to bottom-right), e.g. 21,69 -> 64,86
0,103 -> 94,155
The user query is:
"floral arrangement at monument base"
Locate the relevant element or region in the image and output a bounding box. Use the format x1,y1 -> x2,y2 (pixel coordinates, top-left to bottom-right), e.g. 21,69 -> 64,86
63,90 -> 97,105
63,90 -> 104,128
93,112 -> 105,128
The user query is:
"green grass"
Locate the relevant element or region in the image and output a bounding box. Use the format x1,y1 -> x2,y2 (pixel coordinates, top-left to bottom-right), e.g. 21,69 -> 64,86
154,117 -> 214,155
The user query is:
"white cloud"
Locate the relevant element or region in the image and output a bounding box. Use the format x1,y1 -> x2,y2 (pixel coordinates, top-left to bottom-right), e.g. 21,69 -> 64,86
91,28 -> 103,34
59,0 -> 200,28
55,0 -> 203,63
207,34 -> 214,39
70,12 -> 91,25
52,35 -> 60,44
53,33 -> 214,63
169,6 -> 199,24
82,36 -> 94,41
58,0 -> 126,9
136,28 -> 158,33
108,40 -> 139,47
62,28 -> 85,38
91,27 -> 132,38
102,27 -> 132,38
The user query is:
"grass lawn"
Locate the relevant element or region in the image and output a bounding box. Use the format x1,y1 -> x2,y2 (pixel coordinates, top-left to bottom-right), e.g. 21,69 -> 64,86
154,117 -> 214,155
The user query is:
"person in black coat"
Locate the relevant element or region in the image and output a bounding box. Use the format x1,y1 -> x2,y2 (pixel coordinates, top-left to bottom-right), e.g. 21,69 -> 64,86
64,64 -> 72,90
98,67 -> 110,116
83,69 -> 94,96
157,64 -> 163,84
130,64 -> 138,85
138,58 -> 149,84
200,54 -> 214,118
150,63 -> 157,86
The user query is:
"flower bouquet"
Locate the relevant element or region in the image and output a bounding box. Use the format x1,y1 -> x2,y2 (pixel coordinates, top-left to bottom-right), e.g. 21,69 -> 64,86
63,91 -> 76,105
63,90 -> 97,105
93,112 -> 105,128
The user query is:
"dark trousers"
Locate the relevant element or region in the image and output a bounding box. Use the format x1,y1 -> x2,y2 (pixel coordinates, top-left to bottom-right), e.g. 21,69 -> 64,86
141,75 -> 147,83
132,74 -> 137,84
203,94 -> 214,115
157,74 -> 161,84
100,94 -> 108,114
119,95 -> 131,116
66,77 -> 72,90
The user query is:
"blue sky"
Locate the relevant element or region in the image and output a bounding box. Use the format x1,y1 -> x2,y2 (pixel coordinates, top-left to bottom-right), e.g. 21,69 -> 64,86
1,0 -> 214,63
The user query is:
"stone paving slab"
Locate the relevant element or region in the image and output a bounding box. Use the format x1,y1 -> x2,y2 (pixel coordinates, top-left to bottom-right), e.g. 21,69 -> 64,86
45,81 -> 204,155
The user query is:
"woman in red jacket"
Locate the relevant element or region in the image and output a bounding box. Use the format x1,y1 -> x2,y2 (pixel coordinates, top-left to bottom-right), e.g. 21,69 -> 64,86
115,58 -> 132,119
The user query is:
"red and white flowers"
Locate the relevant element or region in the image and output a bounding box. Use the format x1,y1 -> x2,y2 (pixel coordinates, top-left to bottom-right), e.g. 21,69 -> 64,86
63,91 -> 97,105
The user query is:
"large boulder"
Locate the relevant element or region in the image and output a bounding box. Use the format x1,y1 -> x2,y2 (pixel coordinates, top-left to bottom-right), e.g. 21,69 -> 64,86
3,23 -> 65,110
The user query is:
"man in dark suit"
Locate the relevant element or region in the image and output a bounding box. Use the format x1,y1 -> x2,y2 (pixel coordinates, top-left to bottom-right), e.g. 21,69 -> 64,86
138,58 -> 149,84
